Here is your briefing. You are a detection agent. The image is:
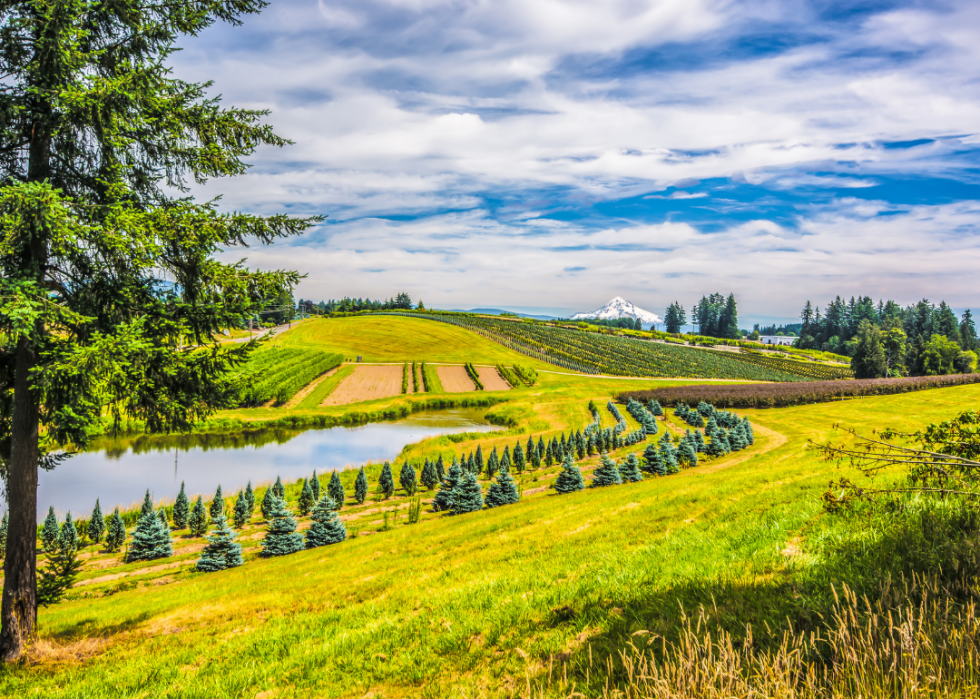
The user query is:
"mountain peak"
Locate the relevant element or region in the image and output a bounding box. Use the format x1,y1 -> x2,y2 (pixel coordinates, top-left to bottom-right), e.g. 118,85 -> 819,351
571,298 -> 662,325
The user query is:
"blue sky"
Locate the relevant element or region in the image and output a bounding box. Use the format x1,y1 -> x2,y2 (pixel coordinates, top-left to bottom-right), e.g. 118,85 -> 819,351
175,0 -> 980,326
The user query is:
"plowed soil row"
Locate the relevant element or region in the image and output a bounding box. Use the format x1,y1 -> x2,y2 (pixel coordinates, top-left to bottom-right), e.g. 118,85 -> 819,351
476,366 -> 511,391
437,365 -> 477,392
323,365 -> 403,405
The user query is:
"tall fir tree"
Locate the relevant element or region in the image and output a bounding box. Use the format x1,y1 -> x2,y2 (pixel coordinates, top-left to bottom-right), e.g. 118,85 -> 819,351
244,481 -> 256,517
513,442 -> 525,473
139,490 -> 154,519
591,455 -> 623,487
451,472 -> 484,515
355,467 -> 369,504
399,463 -> 417,495
486,448 -> 499,478
37,523 -> 82,607
127,509 -> 173,562
158,508 -> 169,530
209,485 -> 224,520
272,476 -> 285,500
173,483 -> 190,530
196,515 -> 243,572
260,485 -> 276,521
328,471 -> 345,509
189,497 -> 208,537
553,453 -> 585,494
305,495 -> 346,548
233,491 -> 249,529
378,462 -> 395,499
499,448 -> 511,474
433,463 -> 463,512
435,455 -> 445,482
261,497 -> 304,557
475,445 -> 485,475
642,443 -> 665,476
420,459 -> 438,490
297,479 -> 315,516
620,454 -> 644,483
310,470 -> 321,502
60,513 -> 78,552
537,436 -> 547,463
41,507 -> 60,552
485,468 -> 520,508
105,509 -> 127,553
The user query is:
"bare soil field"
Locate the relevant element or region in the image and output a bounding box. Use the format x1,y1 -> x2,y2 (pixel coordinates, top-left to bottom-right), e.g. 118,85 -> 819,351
476,366 -> 511,391
323,364 -> 403,405
436,365 -> 477,393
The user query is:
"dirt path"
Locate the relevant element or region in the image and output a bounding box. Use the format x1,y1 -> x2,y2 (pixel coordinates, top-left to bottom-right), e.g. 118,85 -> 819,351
437,365 -> 477,392
285,366 -> 340,409
323,365 -> 404,405
476,366 -> 511,391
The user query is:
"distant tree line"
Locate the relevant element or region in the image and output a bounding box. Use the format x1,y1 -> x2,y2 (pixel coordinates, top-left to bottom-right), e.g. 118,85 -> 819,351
662,293 -> 739,338
574,317 -> 644,331
297,292 -> 418,314
797,296 -> 978,378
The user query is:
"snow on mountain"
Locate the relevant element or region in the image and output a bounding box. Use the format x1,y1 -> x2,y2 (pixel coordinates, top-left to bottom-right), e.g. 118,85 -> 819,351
571,297 -> 662,325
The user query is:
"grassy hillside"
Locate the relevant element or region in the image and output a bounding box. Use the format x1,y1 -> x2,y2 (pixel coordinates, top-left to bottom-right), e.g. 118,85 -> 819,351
8,384 -> 980,696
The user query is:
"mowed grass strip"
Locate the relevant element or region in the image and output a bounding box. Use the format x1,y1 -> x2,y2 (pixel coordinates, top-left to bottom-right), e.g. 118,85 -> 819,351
12,385 -> 980,697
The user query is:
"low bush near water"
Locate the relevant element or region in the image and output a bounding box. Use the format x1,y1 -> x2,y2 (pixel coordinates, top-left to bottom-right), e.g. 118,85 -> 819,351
618,373 -> 980,409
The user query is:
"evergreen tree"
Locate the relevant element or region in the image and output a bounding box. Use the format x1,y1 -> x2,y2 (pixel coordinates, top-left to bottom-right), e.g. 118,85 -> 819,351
310,470 -> 321,502
297,479 -> 315,516
233,491 -> 249,529
591,455 -> 623,487
355,467 -> 369,503
261,497 -> 305,557
378,462 -> 395,499
329,471 -> 346,508
140,490 -> 155,519
245,481 -> 256,517
648,400 -> 664,417
485,468 -> 520,508
306,495 -> 346,548
127,508 -> 174,562
499,448 -> 512,474
526,437 -> 536,465
209,485 -> 224,520
693,429 -> 707,453
468,452 -> 477,475
272,476 -> 285,500
41,507 -> 60,552
586,434 -> 596,457
513,442 -> 526,473
261,485 -> 276,521
553,454 -> 586,494
173,483 -> 190,530
105,509 -> 127,553
537,437 -> 546,463
576,431 -> 586,459
37,526 -> 82,607
743,419 -> 755,445
0,513 -> 7,559
399,463 -> 417,495
620,454 -> 644,483
475,445 -> 485,475
486,448 -> 499,479
189,496 -> 208,536
660,434 -> 680,474
642,443 -> 666,476
435,455 -> 446,482
451,472 -> 485,515
433,463 -> 463,512
851,319 -> 887,379
196,515 -> 243,572
158,508 -> 170,530
60,513 -> 79,552
420,459 -> 438,490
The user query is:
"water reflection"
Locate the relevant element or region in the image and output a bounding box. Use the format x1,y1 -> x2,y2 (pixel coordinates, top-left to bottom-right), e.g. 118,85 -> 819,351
29,409 -> 499,520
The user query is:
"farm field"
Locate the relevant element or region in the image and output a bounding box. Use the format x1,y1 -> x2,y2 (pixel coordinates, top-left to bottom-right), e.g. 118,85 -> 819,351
436,364 -> 478,392
11,383 -> 980,697
476,365 -> 511,391
322,364 -> 403,406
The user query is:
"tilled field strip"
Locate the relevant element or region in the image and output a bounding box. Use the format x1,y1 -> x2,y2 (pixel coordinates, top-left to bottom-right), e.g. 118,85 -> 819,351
437,365 -> 478,392
476,366 -> 511,391
323,364 -> 404,405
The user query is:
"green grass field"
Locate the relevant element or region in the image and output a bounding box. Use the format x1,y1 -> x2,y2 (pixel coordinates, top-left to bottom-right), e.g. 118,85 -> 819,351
7,372 -> 978,696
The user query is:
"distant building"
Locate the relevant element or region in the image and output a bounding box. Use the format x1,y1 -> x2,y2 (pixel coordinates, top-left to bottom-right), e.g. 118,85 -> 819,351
758,335 -> 795,346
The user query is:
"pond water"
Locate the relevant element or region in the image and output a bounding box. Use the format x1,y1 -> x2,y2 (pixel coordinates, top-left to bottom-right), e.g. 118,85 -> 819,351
27,408 -> 501,521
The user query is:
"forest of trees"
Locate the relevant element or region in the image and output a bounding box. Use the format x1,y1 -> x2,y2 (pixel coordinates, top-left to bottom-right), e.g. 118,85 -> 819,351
797,296 -> 978,378
298,292 -> 416,314
692,293 -> 739,338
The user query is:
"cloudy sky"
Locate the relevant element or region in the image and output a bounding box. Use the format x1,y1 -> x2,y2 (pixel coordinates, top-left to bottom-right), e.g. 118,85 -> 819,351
177,0 -> 980,325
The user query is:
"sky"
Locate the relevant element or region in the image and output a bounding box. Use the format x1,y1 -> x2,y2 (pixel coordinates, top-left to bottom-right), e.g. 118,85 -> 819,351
175,0 -> 980,326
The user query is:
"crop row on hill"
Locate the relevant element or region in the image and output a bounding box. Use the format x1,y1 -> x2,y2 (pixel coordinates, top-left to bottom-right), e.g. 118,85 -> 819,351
729,349 -> 854,380
376,312 -> 807,382
234,348 -> 343,406
617,373 -> 980,408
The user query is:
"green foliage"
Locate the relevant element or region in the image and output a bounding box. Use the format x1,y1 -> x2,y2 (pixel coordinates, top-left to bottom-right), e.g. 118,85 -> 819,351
420,459 -> 438,490
297,479 -> 315,516
735,350 -> 854,380
173,483 -> 190,530
465,363 -> 484,390
485,468 -> 520,508
664,301 -> 687,334
378,462 -> 395,499
402,363 -> 409,394
260,486 -> 276,521
37,527 -> 82,608
399,462 -> 417,495
104,509 -> 127,553
433,463 -> 463,512
305,495 -> 346,548
233,349 -> 343,407
512,364 -> 538,386
553,453 -> 585,494
189,497 -> 208,537
196,515 -> 243,573
87,499 -> 105,544
309,471 -> 321,502
496,364 -> 520,387
851,320 -> 888,379
328,471 -> 345,509
127,509 -> 173,563
41,507 -> 60,552
920,334 -> 965,376
273,477 -> 286,500
355,467 -> 369,504
591,454 -> 623,487
407,495 -> 423,524
261,497 -> 304,557
233,491 -> 249,529
450,472 -> 484,515
620,454 -> 644,483
209,485 -> 225,520
245,481 -> 256,518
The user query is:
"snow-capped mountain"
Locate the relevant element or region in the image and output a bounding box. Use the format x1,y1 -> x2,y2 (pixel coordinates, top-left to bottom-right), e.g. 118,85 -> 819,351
571,297 -> 662,325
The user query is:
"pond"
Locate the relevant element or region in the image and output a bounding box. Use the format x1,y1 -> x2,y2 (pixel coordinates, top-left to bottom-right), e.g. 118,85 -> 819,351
27,408 -> 501,521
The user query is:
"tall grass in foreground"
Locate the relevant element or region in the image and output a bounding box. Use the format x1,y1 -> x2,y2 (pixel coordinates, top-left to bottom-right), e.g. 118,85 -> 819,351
539,573 -> 980,698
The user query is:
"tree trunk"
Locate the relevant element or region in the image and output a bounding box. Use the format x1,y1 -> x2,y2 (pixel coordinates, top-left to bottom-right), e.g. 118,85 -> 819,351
0,337 -> 40,660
